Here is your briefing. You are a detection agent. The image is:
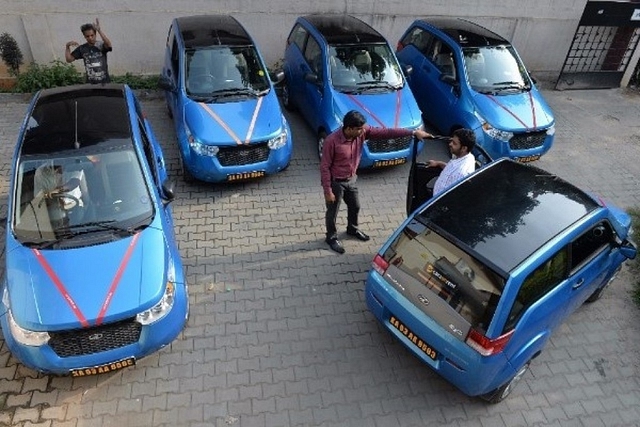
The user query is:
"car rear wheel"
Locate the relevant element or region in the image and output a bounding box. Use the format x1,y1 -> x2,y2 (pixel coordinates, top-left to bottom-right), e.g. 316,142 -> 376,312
318,131 -> 327,159
482,362 -> 530,404
282,83 -> 297,112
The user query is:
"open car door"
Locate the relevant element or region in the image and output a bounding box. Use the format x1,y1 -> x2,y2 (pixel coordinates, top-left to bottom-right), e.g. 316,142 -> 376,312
406,135 -> 493,216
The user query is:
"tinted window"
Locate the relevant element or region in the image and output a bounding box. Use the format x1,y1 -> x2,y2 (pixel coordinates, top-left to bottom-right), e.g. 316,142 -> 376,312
401,27 -> 434,56
570,221 -> 613,273
430,39 -> 456,78
304,36 -> 322,75
288,24 -> 308,50
383,219 -> 505,331
506,248 -> 568,330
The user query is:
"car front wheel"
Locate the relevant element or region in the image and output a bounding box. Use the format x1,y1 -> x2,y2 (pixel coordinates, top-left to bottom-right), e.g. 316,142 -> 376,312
282,83 -> 297,112
482,362 -> 530,404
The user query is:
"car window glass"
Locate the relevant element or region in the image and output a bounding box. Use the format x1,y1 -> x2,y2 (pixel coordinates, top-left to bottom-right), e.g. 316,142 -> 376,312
329,44 -> 404,91
430,40 -> 456,78
170,32 -> 179,81
185,47 -> 270,96
402,27 -> 434,56
463,45 -> 529,92
570,221 -> 614,273
304,36 -> 322,75
138,117 -> 158,185
505,248 -> 568,331
383,219 -> 505,331
288,24 -> 308,50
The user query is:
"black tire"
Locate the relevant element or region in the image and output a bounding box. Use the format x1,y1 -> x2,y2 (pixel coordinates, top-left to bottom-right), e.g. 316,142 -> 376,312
179,155 -> 196,184
482,362 -> 530,404
317,131 -> 327,159
282,83 -> 297,112
586,283 -> 608,303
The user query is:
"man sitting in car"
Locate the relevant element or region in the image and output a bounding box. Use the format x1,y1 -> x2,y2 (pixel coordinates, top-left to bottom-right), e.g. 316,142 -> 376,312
427,128 -> 476,195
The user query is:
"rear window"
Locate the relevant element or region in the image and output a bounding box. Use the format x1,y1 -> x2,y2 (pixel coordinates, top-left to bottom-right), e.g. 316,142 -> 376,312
382,218 -> 505,332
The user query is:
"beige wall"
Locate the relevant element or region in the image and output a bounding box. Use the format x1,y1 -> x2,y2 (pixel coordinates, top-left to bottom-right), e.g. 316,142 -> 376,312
0,0 -> 590,80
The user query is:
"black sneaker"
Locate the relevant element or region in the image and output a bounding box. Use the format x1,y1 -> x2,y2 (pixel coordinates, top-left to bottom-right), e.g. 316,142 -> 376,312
346,228 -> 370,241
326,237 -> 345,254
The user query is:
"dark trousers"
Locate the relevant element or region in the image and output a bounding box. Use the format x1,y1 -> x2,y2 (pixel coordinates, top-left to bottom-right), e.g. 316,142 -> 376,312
325,176 -> 360,240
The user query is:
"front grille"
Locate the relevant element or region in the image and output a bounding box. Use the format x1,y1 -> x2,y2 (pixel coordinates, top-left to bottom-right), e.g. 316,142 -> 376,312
509,131 -> 547,150
217,143 -> 270,166
367,134 -> 412,153
49,318 -> 141,358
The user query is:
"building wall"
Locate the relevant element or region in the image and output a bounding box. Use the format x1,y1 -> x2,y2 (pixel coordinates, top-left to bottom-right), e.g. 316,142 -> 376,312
0,0 -> 590,81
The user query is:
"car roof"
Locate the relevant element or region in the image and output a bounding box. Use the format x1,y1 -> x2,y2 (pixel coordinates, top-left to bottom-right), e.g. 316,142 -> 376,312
301,14 -> 386,45
20,84 -> 132,156
175,15 -> 252,48
417,159 -> 601,273
416,18 -> 509,47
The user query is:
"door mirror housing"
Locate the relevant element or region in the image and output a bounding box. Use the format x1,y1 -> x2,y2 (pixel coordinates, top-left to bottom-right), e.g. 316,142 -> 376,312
158,75 -> 177,92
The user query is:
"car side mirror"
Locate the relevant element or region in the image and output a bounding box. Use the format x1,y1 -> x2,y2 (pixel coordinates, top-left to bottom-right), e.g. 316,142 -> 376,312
270,69 -> 285,85
620,240 -> 637,260
304,72 -> 320,84
402,64 -> 413,76
158,75 -> 177,92
161,179 -> 176,205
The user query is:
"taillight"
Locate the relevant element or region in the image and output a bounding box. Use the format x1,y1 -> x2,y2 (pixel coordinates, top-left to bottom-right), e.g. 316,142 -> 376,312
372,254 -> 389,276
396,41 -> 404,52
465,328 -> 514,356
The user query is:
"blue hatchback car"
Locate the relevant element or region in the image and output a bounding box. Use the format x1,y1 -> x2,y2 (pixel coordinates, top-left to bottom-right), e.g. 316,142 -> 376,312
283,14 -> 424,167
396,18 -> 555,162
159,15 -> 292,183
366,158 -> 636,402
1,84 -> 189,375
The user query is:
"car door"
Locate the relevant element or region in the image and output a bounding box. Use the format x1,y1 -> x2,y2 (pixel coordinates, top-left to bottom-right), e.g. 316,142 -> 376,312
563,220 -> 617,314
284,24 -> 309,112
298,35 -> 325,131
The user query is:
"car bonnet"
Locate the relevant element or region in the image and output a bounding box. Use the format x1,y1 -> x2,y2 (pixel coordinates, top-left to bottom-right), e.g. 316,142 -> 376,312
184,93 -> 284,144
334,90 -> 422,128
4,225 -> 169,331
471,89 -> 554,132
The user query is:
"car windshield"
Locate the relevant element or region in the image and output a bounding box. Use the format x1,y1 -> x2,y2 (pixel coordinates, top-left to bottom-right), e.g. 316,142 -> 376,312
329,43 -> 404,93
382,218 -> 505,332
12,143 -> 154,247
463,45 -> 531,93
185,46 -> 271,98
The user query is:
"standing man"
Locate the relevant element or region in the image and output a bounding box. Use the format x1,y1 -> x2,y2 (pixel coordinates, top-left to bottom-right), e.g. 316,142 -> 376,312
65,18 -> 112,84
320,110 -> 432,254
427,128 -> 476,196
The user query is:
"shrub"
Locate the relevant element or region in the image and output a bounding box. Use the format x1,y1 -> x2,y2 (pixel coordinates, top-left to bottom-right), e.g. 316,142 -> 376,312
111,73 -> 161,90
15,60 -> 82,92
0,32 -> 23,76
628,208 -> 640,304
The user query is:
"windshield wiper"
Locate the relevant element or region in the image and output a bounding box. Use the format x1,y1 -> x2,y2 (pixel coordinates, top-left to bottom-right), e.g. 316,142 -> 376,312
492,81 -> 525,90
211,88 -> 266,98
356,81 -> 399,90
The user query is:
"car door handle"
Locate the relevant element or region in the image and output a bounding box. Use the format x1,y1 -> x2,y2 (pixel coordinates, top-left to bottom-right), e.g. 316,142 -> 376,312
572,278 -> 585,289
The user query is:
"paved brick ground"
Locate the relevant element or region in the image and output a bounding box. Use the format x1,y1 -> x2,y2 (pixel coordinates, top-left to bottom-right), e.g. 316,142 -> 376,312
0,86 -> 639,427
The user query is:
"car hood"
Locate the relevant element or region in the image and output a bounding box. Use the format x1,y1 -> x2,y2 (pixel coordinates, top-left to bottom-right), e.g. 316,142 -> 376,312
334,89 -> 422,128
4,225 -> 169,331
184,93 -> 284,144
472,89 -> 554,132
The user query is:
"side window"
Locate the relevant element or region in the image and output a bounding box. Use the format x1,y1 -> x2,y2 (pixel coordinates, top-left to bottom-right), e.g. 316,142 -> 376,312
430,39 -> 456,79
570,221 -> 614,273
401,27 -> 435,56
288,24 -> 308,50
505,248 -> 569,330
170,37 -> 179,83
304,36 -> 323,76
138,117 -> 159,185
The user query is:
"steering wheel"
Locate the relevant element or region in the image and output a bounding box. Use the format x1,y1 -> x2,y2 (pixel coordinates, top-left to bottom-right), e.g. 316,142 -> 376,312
48,192 -> 81,210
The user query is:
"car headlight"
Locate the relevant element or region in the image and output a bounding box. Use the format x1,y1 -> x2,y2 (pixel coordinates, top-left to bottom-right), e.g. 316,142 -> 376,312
185,124 -> 219,157
546,124 -> 555,136
268,126 -> 289,150
136,257 -> 176,325
2,287 -> 50,346
474,111 -> 513,142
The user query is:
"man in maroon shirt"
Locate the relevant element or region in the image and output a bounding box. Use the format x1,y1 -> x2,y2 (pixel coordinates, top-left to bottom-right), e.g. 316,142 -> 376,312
320,110 -> 433,254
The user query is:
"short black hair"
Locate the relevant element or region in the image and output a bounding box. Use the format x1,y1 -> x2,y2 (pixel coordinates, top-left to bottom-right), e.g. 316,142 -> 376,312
81,23 -> 96,33
453,128 -> 476,152
343,110 -> 366,128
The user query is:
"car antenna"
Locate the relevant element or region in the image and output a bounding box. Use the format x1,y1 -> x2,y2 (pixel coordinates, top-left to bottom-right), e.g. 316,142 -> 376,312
74,100 -> 80,149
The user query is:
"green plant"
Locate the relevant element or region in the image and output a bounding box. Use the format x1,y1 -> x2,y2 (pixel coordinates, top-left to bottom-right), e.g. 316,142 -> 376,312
111,73 -> 161,90
0,32 -> 23,76
15,60 -> 82,92
628,208 -> 640,304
